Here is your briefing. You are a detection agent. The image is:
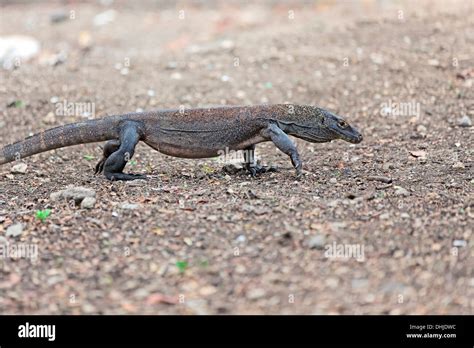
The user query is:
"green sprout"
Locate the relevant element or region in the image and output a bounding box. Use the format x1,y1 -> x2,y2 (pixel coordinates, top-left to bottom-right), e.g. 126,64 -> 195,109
129,160 -> 137,166
201,164 -> 214,174
176,261 -> 188,274
84,155 -> 95,161
35,209 -> 51,222
8,100 -> 24,108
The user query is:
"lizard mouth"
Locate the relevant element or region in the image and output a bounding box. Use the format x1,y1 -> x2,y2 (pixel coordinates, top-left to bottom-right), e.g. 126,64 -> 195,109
340,133 -> 363,144
296,132 -> 334,143
332,125 -> 363,144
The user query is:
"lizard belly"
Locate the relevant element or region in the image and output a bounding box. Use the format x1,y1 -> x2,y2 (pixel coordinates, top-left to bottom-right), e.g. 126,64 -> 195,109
143,126 -> 266,159
145,135 -> 266,159
161,144 -> 220,158
145,140 -> 219,158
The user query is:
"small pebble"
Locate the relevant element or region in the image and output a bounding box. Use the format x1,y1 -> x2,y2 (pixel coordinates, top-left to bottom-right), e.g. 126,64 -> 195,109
458,115 -> 472,127
367,175 -> 392,184
453,240 -> 467,247
394,186 -> 410,196
80,197 -> 96,209
6,223 -> 23,237
120,202 -> 139,210
247,288 -> 266,300
452,162 -> 465,169
236,235 -> 246,243
308,235 -> 326,249
10,163 -> 27,174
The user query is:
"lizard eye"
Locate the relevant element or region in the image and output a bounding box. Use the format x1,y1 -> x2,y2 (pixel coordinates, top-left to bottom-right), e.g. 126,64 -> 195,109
338,120 -> 348,129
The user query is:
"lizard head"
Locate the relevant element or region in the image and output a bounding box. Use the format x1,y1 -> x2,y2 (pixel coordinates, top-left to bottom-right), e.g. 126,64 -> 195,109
284,105 -> 363,144
320,108 -> 363,144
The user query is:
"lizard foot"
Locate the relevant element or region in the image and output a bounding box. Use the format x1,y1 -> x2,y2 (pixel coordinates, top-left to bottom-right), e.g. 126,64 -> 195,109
247,165 -> 278,177
105,173 -> 147,181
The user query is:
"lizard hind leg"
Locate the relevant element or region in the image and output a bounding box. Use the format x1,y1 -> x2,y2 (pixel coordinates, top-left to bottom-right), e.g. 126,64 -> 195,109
242,145 -> 278,177
95,139 -> 121,174
102,121 -> 146,181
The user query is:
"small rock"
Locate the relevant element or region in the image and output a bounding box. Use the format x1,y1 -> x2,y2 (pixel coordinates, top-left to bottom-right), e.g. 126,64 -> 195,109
351,278 -> 369,289
6,223 -> 23,237
120,202 -> 139,210
186,299 -> 209,315
308,235 -> 326,249
367,175 -> 392,184
43,111 -> 56,124
166,61 -> 178,69
93,9 -> 116,26
80,197 -> 96,209
236,235 -> 246,243
393,250 -> 404,258
125,179 -> 147,186
382,162 -> 396,170
394,186 -> 410,196
171,72 -> 182,80
199,285 -> 217,296
10,163 -> 27,174
247,288 -> 266,300
453,240 -> 467,247
50,186 -> 96,204
81,303 -> 97,313
452,162 -> 465,169
426,192 -> 440,200
326,277 -> 339,288
0,35 -> 40,70
416,124 -> 427,133
329,178 -> 337,184
50,11 -> 68,24
458,115 -> 472,127
409,150 -> 427,159
235,264 -> 246,273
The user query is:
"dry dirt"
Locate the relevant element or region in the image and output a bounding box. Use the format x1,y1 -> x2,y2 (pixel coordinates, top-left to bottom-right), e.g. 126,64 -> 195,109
0,0 -> 472,314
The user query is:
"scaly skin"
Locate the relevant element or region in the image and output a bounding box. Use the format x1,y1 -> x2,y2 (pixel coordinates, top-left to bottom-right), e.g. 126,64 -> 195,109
0,104 -> 363,180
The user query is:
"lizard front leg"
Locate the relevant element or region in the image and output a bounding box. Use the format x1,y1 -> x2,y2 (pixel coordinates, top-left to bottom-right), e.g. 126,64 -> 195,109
260,123 -> 302,177
102,121 -> 145,181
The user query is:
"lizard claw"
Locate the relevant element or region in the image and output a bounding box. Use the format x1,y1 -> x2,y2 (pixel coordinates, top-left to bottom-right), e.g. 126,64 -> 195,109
105,172 -> 147,181
295,164 -> 303,180
247,164 -> 277,177
94,158 -> 106,174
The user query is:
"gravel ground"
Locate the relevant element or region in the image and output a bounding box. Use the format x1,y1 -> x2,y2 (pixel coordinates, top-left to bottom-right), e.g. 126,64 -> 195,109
0,0 -> 472,314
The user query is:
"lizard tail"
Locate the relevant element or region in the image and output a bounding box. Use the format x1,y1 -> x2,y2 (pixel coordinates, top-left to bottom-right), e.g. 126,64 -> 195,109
0,115 -> 125,165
